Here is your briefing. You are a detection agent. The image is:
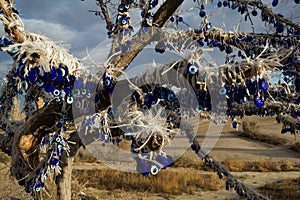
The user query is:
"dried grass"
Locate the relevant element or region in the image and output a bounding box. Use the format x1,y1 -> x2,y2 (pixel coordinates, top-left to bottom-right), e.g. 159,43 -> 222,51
73,168 -> 223,195
259,178 -> 300,200
223,159 -> 299,172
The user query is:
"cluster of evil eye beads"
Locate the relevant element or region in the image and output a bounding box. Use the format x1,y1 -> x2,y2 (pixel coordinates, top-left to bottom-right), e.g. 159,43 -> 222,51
114,0 -> 134,35
213,0 -> 300,33
140,0 -> 158,28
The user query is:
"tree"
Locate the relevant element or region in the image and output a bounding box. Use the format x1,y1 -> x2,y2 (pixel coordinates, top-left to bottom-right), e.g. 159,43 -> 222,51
0,0 -> 299,199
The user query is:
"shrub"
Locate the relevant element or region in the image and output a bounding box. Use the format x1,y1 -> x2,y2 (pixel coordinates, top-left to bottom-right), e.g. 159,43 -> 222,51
242,121 -> 259,135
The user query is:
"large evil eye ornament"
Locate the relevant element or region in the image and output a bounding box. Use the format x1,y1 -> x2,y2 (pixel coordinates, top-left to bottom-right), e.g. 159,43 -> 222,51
102,72 -> 114,93
136,159 -> 151,176
155,154 -> 174,169
186,62 -> 198,75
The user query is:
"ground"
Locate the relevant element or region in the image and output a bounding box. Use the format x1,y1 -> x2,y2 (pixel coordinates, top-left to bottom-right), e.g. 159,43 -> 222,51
0,116 -> 300,200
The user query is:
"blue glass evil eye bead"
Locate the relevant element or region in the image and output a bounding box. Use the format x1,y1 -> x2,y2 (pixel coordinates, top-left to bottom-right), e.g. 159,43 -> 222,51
187,63 -> 198,75
217,1 -> 222,7
254,95 -> 264,108
44,83 -> 53,93
232,121 -> 237,128
17,63 -> 25,80
196,105 -> 203,112
272,0 -> 278,7
103,73 -> 114,93
166,91 -> 175,102
50,158 -> 59,167
258,78 -> 269,92
27,68 -> 39,83
252,9 -> 258,16
0,37 -> 10,47
223,1 -> 228,7
155,41 -> 166,54
51,67 -> 57,80
118,4 -> 126,12
34,183 -> 41,192
292,56 -> 298,64
52,89 -> 61,97
151,0 -> 158,8
219,87 -> 227,95
150,165 -> 159,175
199,10 -> 206,17
257,1 -> 263,8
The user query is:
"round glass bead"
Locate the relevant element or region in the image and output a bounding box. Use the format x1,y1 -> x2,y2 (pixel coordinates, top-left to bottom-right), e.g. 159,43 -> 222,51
254,95 -> 264,108
53,89 -> 61,97
150,165 -> 159,175
272,0 -> 278,7
75,101 -> 81,108
188,64 -> 198,75
219,87 -> 227,95
252,10 -> 258,16
223,1 -> 228,7
167,93 -> 175,102
66,96 -> 73,104
199,10 -> 206,17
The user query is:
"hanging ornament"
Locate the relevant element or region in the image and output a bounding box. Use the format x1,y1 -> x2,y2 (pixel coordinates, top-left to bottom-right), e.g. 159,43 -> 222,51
258,77 -> 269,92
272,0 -> 278,7
254,94 -> 264,108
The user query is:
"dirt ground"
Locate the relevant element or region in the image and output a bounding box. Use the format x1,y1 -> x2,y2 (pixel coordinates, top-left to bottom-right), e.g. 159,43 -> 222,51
0,116 -> 300,200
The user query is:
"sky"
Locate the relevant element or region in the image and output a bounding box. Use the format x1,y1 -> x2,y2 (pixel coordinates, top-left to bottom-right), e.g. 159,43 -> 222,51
0,0 -> 299,75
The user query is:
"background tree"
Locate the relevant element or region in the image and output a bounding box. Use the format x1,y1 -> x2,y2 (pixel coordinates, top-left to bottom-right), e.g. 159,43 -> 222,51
0,0 -> 299,199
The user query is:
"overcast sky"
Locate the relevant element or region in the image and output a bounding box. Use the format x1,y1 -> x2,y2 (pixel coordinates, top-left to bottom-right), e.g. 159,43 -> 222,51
0,0 -> 299,73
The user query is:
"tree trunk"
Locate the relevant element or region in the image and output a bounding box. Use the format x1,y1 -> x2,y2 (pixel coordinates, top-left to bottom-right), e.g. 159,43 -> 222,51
56,157 -> 74,200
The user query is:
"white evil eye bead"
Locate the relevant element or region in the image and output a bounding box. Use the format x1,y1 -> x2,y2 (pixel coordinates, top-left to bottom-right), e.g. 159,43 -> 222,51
74,89 -> 80,95
36,81 -> 44,87
118,4 -> 124,11
75,101 -> 81,108
104,79 -> 111,86
34,183 -> 41,192
122,19 -> 127,25
56,137 -> 61,143
86,92 -> 91,98
196,105 -> 203,112
188,65 -> 198,75
117,15 -> 122,20
59,68 -> 66,76
125,4 -> 130,9
66,96 -> 73,104
219,87 -> 227,95
53,89 -> 61,97
150,165 -> 159,175
81,88 -> 87,95
142,105 -> 149,110
56,98 -> 62,102
167,93 -> 175,101
21,80 -> 28,90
